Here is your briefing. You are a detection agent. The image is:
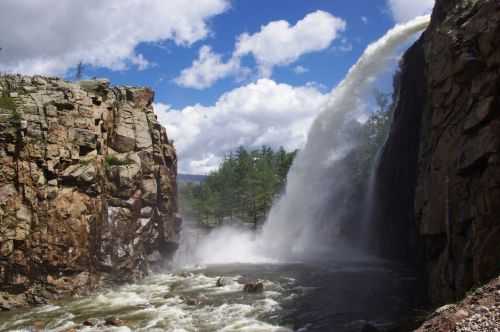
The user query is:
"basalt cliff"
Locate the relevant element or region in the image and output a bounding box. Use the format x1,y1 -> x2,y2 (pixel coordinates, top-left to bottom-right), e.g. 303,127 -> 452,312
0,75 -> 180,308
373,0 -> 500,308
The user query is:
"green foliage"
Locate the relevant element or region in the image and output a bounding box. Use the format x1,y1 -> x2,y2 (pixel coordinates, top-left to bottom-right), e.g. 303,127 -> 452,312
9,109 -> 21,125
80,157 -> 96,166
179,146 -> 296,227
105,155 -> 133,166
0,94 -> 16,111
350,89 -> 393,183
180,89 -> 393,231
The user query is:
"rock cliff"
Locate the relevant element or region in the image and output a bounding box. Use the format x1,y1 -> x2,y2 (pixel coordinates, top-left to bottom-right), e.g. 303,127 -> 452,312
0,75 -> 180,308
373,0 -> 500,305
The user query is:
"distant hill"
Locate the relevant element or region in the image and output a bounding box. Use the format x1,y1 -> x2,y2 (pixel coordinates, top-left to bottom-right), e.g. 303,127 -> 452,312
178,173 -> 207,184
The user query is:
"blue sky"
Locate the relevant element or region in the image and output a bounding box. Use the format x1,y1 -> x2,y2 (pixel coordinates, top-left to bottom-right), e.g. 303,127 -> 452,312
83,0 -> 397,109
0,0 -> 434,173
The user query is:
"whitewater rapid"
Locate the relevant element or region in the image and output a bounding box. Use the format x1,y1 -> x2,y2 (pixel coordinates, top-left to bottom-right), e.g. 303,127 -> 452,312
0,271 -> 292,332
184,15 -> 431,265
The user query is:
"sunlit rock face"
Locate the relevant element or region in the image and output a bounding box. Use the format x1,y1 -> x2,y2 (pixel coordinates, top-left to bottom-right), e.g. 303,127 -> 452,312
374,0 -> 500,305
0,75 -> 180,307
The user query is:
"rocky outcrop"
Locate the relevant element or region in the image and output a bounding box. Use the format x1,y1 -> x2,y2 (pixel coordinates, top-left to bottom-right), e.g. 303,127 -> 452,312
414,276 -> 500,332
374,0 -> 500,305
0,75 -> 180,308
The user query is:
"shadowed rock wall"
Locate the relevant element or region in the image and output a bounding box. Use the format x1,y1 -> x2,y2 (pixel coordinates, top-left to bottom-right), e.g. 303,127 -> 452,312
373,0 -> 500,305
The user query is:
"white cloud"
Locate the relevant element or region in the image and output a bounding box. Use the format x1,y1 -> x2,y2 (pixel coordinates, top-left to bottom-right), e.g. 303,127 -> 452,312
0,0 -> 229,75
174,10 -> 346,89
361,16 -> 369,24
155,79 -> 328,173
235,10 -> 346,77
293,65 -> 309,74
174,46 -> 245,89
387,0 -> 435,22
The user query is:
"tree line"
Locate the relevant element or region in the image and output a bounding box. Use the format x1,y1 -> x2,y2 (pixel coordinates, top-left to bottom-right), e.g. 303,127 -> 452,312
179,146 -> 296,227
179,89 -> 393,229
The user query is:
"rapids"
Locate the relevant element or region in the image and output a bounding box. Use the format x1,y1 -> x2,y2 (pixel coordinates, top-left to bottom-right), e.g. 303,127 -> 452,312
0,261 -> 419,332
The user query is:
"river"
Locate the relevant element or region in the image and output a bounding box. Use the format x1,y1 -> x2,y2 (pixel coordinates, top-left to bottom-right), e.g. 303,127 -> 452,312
0,257 -> 420,332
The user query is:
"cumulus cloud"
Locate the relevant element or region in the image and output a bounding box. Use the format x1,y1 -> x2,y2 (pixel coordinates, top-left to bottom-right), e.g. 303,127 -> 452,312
175,10 -> 346,88
387,0 -> 435,22
0,0 -> 229,75
174,46 -> 246,89
235,10 -> 346,77
155,79 -> 328,173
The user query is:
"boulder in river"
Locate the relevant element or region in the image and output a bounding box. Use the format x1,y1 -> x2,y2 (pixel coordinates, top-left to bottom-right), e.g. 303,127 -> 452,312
216,277 -> 232,287
105,317 -> 125,327
243,282 -> 264,293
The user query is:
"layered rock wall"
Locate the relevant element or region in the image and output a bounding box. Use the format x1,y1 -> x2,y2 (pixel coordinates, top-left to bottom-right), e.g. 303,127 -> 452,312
374,0 -> 500,305
0,75 -> 179,306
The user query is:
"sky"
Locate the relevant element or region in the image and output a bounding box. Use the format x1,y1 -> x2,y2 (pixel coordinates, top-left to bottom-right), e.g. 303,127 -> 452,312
0,0 -> 434,174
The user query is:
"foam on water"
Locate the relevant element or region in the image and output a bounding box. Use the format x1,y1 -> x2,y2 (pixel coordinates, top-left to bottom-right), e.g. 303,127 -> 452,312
0,272 -> 292,332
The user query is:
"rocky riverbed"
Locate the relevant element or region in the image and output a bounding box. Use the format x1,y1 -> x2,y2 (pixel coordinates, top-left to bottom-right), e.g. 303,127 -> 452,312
0,260 -> 421,332
415,276 -> 500,332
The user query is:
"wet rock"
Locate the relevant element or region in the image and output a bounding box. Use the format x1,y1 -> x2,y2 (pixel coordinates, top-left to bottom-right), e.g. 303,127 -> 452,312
216,277 -> 232,287
360,323 -> 379,332
182,296 -> 200,306
32,320 -> 45,332
82,318 -> 98,326
105,317 -> 124,327
0,292 -> 25,311
243,282 -> 264,293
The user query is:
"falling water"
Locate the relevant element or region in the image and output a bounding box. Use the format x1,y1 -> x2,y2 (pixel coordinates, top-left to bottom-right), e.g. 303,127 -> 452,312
258,15 -> 431,258
176,15 -> 431,265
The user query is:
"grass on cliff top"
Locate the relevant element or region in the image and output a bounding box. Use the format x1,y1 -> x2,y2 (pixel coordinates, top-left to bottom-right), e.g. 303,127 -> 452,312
0,94 -> 16,111
105,155 -> 134,167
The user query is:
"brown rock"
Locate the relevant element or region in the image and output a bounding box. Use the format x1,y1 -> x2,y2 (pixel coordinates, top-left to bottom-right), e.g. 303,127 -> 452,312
0,75 -> 180,306
105,317 -> 124,327
243,282 -> 264,293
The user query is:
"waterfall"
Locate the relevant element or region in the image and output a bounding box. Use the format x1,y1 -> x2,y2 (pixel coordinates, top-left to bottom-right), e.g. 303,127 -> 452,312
258,15 -> 430,258
177,15 -> 430,265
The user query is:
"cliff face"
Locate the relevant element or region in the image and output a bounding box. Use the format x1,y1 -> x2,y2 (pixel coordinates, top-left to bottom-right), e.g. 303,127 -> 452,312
0,75 -> 180,307
374,0 -> 500,305
370,38 -> 427,262
417,0 -> 500,304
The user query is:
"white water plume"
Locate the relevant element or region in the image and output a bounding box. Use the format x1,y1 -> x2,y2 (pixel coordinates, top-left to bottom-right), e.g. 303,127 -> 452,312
260,15 -> 430,257
177,15 -> 430,265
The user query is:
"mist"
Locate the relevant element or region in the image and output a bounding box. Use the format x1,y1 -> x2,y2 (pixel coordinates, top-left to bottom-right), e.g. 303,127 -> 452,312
176,15 -> 431,266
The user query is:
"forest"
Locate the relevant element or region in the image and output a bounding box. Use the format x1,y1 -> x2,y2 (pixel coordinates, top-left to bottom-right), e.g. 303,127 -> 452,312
179,90 -> 393,228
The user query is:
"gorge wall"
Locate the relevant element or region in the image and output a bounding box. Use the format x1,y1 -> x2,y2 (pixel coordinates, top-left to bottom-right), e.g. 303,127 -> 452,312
0,75 -> 180,307
373,0 -> 500,305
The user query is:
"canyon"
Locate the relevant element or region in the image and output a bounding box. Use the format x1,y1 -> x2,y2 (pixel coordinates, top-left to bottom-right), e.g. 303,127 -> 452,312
0,0 -> 499,331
